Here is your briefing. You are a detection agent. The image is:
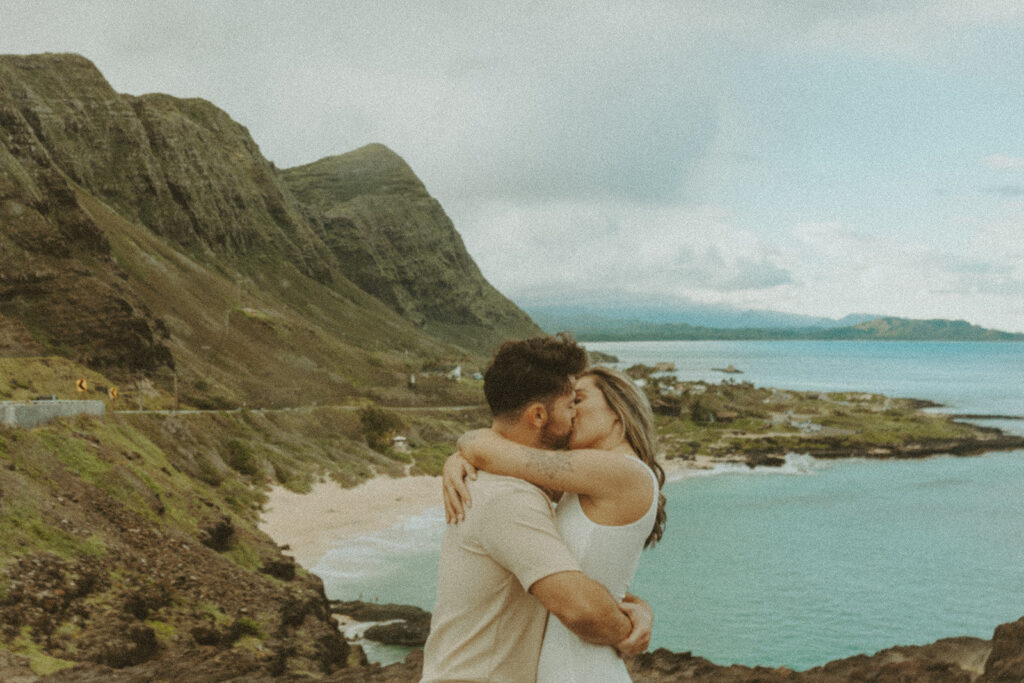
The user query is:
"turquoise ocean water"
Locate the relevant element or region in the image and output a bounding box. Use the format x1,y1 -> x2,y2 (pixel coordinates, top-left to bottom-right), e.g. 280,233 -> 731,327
316,341 -> 1024,669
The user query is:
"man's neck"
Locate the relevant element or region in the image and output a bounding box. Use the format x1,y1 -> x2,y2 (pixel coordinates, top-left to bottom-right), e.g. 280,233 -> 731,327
491,419 -> 540,449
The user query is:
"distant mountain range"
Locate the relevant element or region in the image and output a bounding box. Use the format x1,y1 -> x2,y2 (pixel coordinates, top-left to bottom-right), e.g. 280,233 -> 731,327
526,304 -> 1024,341
525,299 -> 881,330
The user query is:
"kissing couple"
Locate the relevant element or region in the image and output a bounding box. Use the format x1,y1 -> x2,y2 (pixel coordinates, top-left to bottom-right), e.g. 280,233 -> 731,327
421,332 -> 667,682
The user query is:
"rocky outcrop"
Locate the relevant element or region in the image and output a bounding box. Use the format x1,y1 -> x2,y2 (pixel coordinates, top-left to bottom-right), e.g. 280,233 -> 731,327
978,616 -> 1024,681
295,623 -> 1015,682
331,600 -> 431,647
0,414 -> 353,680
323,596 -> 1021,682
623,634 -> 992,681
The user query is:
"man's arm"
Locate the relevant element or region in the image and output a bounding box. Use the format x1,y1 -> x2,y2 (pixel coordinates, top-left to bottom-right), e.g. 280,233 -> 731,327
473,484 -> 651,650
530,571 -> 632,645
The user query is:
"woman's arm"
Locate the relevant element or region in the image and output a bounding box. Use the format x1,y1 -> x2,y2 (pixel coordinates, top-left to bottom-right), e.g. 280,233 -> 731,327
442,452 -> 476,523
456,428 -> 650,500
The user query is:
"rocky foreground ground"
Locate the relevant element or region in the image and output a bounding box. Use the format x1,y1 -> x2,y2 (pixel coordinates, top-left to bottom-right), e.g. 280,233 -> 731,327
3,598 -> 1022,681
299,602 -> 1023,682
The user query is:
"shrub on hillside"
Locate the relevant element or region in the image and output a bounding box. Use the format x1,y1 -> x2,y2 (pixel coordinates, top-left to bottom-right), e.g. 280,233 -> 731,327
225,439 -> 260,476
359,406 -> 403,452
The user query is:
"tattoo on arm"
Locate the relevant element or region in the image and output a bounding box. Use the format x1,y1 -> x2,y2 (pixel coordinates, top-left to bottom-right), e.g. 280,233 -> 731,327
521,445 -> 574,480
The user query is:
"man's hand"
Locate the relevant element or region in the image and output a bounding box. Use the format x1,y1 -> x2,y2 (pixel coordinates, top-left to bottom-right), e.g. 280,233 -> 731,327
615,593 -> 652,657
442,452 -> 477,523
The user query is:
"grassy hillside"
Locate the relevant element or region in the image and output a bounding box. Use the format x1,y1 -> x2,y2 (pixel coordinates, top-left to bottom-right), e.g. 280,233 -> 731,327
0,356 -> 488,677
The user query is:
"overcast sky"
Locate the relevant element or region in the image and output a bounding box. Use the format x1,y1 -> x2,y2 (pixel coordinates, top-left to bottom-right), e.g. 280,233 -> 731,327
5,1 -> 1024,331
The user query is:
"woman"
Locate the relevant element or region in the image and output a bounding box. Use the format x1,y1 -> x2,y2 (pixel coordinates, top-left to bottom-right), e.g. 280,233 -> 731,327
444,365 -> 667,682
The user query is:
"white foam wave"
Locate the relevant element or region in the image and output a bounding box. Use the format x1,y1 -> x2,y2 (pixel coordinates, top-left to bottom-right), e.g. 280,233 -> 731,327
314,507 -> 445,578
668,453 -> 831,482
341,619 -> 404,640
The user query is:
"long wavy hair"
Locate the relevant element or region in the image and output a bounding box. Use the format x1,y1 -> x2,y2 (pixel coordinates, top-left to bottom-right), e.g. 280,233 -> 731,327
584,365 -> 667,548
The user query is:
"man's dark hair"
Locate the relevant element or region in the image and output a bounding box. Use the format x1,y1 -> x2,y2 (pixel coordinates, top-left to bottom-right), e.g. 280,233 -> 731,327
483,332 -> 588,418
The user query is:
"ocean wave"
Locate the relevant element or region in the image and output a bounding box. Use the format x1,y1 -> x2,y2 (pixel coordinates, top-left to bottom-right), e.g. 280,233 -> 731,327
669,453 -> 831,482
314,508 -> 445,578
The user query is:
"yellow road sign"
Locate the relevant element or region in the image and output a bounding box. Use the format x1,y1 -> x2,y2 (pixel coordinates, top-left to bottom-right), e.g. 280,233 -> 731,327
108,386 -> 118,400
76,378 -> 87,392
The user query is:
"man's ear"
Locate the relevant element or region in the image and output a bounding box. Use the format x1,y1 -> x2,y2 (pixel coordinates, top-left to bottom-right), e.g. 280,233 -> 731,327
525,402 -> 548,429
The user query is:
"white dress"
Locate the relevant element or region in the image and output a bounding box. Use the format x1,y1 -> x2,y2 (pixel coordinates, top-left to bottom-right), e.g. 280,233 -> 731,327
536,463 -> 659,682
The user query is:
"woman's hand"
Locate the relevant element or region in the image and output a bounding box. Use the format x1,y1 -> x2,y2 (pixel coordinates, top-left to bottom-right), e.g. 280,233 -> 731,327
442,452 -> 477,523
615,593 -> 653,657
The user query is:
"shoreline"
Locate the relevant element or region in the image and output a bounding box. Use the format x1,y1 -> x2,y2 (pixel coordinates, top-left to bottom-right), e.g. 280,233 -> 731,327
258,435 -> 1024,571
259,457 -> 704,569
259,475 -> 444,569
259,454 -> 740,570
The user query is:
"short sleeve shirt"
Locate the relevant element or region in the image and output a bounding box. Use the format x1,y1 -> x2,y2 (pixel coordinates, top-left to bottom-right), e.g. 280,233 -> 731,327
421,472 -> 581,682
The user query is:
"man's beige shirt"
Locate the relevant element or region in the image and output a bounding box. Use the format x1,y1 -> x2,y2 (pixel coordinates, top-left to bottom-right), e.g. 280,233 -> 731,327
421,471 -> 581,683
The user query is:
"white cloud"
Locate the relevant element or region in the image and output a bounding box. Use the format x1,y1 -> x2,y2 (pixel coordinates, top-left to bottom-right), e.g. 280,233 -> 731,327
764,218 -> 1024,332
463,199 -> 793,303
789,1 -> 1024,62
982,154 -> 1024,170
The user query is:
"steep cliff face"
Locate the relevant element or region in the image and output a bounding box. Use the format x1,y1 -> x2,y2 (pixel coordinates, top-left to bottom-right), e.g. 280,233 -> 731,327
0,56 -> 173,372
283,145 -> 541,348
0,53 -> 539,401
0,54 -> 327,275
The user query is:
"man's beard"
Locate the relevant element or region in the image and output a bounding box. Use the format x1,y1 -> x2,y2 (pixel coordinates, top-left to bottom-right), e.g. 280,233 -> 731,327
540,420 -> 573,450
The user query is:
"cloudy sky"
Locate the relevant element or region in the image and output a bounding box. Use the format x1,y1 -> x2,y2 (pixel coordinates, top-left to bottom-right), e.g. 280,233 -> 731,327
5,1 -> 1024,331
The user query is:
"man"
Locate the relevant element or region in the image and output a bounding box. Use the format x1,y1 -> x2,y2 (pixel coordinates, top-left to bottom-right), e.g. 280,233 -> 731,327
421,333 -> 652,682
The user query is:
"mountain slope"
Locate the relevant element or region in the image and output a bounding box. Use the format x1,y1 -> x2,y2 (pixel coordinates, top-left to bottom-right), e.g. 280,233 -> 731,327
282,144 -> 540,349
0,53 -> 539,405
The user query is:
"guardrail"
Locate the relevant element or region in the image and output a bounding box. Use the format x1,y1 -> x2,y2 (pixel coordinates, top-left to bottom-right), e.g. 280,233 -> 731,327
0,399 -> 106,429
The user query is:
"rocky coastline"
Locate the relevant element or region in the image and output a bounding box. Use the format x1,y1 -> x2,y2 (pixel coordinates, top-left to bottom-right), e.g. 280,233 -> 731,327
2,366 -> 1023,680
289,600 -> 1024,682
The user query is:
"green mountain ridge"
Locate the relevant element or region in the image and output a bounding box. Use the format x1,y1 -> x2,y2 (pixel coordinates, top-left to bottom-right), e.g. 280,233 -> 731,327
282,144 -> 538,349
0,53 -> 540,407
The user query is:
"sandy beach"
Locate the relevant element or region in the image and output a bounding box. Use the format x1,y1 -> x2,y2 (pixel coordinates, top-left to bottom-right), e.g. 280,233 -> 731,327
258,457 -> 716,569
259,475 -> 444,569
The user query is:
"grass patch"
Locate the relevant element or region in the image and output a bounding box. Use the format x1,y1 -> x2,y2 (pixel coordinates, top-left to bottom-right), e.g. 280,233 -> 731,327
144,619 -> 179,648
410,445 -> 451,476
0,497 -> 105,559
9,628 -> 77,675
0,357 -> 114,402
226,539 -> 261,572
225,439 -> 261,477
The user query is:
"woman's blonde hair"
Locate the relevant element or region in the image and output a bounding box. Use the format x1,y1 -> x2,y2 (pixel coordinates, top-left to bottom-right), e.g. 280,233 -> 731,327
584,365 -> 666,548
